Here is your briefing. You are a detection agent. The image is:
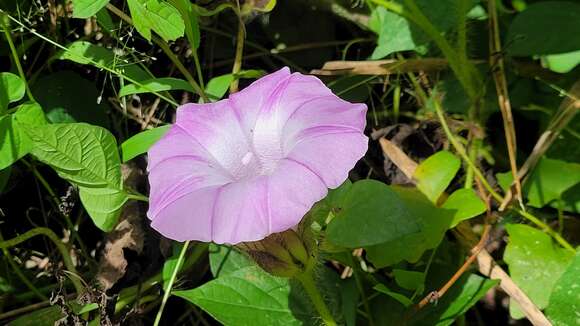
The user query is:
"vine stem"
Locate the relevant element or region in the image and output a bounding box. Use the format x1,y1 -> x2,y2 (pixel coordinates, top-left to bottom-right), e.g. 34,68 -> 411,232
153,240 -> 190,326
229,5 -> 245,94
0,227 -> 83,293
296,270 -> 336,326
1,17 -> 35,102
432,97 -> 575,252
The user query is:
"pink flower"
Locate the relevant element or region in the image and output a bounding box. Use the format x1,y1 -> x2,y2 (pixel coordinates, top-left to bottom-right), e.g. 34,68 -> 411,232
147,68 -> 368,244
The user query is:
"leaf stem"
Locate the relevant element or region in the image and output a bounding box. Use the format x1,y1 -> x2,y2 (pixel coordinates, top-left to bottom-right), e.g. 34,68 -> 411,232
154,240 -> 190,326
1,17 -> 35,102
296,270 -> 336,326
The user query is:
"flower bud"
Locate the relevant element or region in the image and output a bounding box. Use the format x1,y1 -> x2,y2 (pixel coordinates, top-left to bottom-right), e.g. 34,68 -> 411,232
238,229 -> 315,278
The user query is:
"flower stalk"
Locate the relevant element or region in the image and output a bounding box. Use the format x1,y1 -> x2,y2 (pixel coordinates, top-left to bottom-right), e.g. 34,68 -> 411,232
296,270 -> 337,326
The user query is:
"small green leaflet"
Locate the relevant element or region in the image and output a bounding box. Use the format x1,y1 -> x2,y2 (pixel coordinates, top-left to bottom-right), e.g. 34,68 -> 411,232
414,151 -> 461,204
0,72 -> 25,112
127,0 -> 185,42
71,0 -> 110,18
121,125 -> 170,162
118,78 -> 193,97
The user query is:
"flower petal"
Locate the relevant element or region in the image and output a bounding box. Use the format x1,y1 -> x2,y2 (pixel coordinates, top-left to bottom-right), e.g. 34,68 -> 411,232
286,132 -> 368,188
150,186 -> 221,242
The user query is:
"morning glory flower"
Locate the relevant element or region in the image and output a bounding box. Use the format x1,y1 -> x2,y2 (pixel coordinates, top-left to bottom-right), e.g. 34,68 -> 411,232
147,67 -> 368,244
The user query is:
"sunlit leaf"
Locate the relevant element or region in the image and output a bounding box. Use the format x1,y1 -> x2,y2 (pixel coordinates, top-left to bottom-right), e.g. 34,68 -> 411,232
504,224 -> 574,319
71,0 -> 110,18
127,0 -> 185,41
414,151 -> 461,203
120,125 -> 170,162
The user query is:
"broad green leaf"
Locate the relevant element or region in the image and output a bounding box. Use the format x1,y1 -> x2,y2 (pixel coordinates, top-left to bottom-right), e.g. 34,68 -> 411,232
169,0 -> 200,49
442,188 -> 486,227
326,180 -> 422,248
412,274 -> 498,326
497,157 -> 580,209
504,224 -> 575,319
26,123 -> 122,188
414,151 -> 461,203
118,78 -> 192,97
209,244 -> 253,278
25,123 -> 126,231
174,266 -> 319,326
546,251 -> 580,326
126,0 -> 185,42
369,0 -> 461,59
71,0 -> 109,18
365,187 -> 454,268
57,41 -> 150,82
393,269 -> 425,291
32,71 -> 109,126
373,284 -> 413,307
78,186 -> 128,231
506,2 -> 580,56
0,102 -> 46,169
120,125 -> 170,162
0,72 -> 25,112
369,7 -> 419,59
543,49 -> 580,73
9,306 -> 64,326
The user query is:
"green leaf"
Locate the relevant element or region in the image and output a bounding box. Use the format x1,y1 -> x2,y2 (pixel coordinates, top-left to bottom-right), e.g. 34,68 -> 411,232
326,180 -> 422,248
442,188 -> 486,228
57,41 -> 150,82
174,266 -> 318,326
162,242 -> 185,286
96,8 -> 115,31
204,70 -> 266,102
169,0 -> 200,49
8,306 -> 64,326
497,157 -> 580,209
546,251 -> 580,326
118,77 -> 192,97
0,72 -> 25,112
414,151 -> 461,203
373,284 -> 413,307
412,274 -> 498,326
393,269 -> 425,291
369,7 -> 420,59
0,102 -> 46,169
78,186 -> 128,231
506,1 -> 580,56
71,0 -> 109,18
365,187 -> 454,268
504,224 -> 575,319
209,244 -> 253,278
26,123 -> 127,231
126,0 -> 185,42
542,49 -> 580,73
32,71 -> 109,126
120,125 -> 170,162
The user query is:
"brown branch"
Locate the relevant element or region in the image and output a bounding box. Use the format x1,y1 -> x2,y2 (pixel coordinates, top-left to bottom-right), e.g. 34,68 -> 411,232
488,0 -> 523,209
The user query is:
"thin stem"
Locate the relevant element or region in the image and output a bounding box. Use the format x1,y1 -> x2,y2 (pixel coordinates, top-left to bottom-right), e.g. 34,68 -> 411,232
296,270 -> 336,326
1,18 -> 35,102
0,227 -> 83,293
229,9 -> 245,94
432,97 -> 575,252
105,3 -> 208,103
154,240 -> 190,326
0,230 -> 47,301
126,192 -> 149,202
1,10 -> 178,107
